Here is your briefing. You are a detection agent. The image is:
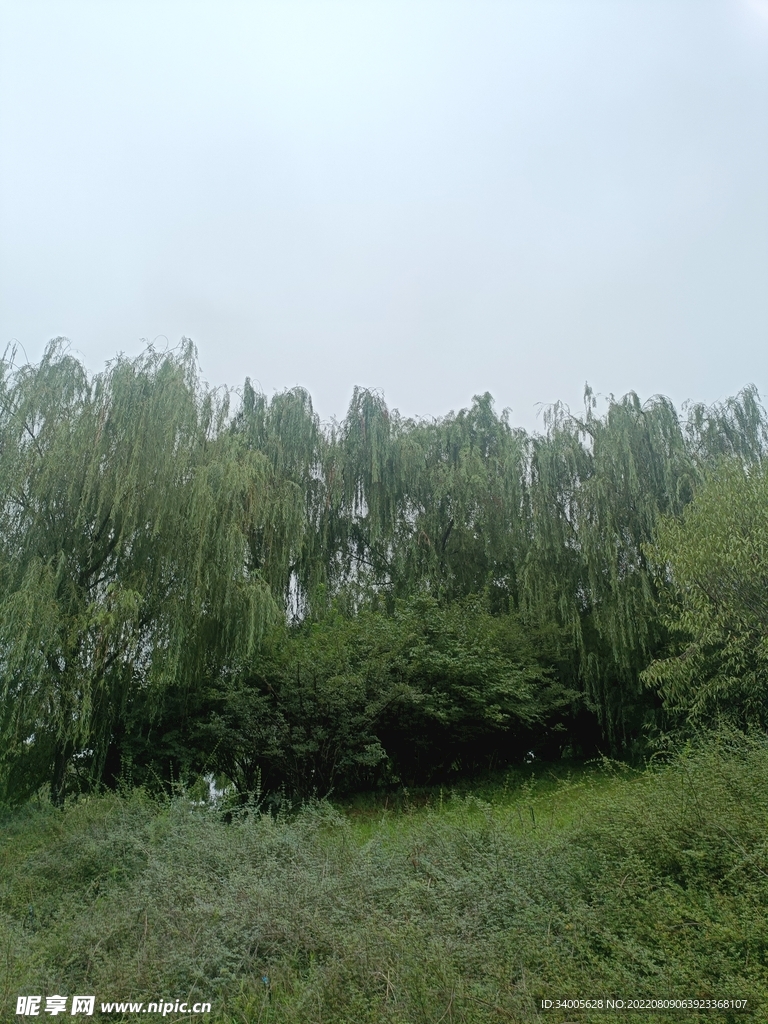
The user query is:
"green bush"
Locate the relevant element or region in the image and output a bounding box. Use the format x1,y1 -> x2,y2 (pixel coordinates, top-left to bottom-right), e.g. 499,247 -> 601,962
203,595 -> 574,800
2,731 -> 766,1022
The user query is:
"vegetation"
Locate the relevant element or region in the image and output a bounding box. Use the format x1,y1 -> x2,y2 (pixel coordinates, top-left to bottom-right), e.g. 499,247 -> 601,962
1,733 -> 766,1022
2,339 -> 766,802
644,460 -> 768,729
0,342 -> 282,804
204,597 -> 572,801
2,339 -> 768,1018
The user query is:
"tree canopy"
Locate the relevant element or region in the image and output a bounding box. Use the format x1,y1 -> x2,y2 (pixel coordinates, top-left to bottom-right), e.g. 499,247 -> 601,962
643,460 -> 768,728
1,340 -> 765,802
0,341 -> 292,800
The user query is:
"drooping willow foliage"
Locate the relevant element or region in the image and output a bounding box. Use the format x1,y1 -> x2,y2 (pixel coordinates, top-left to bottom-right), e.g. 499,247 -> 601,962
0,342 -> 291,800
0,339 -> 765,801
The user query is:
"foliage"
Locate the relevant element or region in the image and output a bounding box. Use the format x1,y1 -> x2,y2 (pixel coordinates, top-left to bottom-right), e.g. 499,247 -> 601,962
203,611 -> 397,803
0,341 -> 294,802
295,384 -> 767,753
1,733 -> 767,1022
205,596 -> 573,800
1,337 -> 767,801
521,390 -> 694,747
520,386 -> 766,749
643,461 -> 768,727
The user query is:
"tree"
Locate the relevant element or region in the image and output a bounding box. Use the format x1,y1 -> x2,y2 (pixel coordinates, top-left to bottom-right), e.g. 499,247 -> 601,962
0,341 -> 293,802
205,595 -> 571,799
3,336 -> 765,803
643,461 -> 768,728
519,389 -> 696,749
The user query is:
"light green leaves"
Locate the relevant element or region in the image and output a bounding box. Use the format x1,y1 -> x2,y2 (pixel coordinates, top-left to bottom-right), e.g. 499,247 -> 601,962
644,461 -> 768,726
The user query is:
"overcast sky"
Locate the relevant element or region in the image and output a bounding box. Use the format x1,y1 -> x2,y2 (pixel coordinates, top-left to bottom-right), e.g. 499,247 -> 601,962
1,0 -> 766,430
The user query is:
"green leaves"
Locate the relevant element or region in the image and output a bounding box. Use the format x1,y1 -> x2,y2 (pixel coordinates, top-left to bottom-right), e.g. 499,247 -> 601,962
0,342 -> 286,801
643,461 -> 768,726
206,596 -> 571,799
1,337 -> 766,801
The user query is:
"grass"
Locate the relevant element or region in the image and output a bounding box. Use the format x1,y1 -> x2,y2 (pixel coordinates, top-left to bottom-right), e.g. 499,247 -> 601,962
1,734 -> 767,1023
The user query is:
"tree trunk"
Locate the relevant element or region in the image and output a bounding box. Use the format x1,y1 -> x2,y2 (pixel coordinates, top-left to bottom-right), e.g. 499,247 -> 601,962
50,741 -> 73,806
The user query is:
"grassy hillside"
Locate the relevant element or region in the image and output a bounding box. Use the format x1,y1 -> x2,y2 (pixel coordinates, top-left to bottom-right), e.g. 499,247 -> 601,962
1,733 -> 766,1023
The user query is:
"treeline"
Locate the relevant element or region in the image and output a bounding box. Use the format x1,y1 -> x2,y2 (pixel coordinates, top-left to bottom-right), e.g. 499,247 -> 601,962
1,339 -> 766,803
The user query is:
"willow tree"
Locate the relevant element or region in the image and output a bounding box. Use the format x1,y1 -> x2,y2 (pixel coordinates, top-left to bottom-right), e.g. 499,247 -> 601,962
297,389 -> 531,613
683,385 -> 767,468
383,393 -> 530,607
0,340 -> 294,802
519,386 -> 768,750
521,389 -> 696,749
320,386 -> 403,608
230,377 -> 768,755
231,381 -> 409,619
233,379 -> 323,615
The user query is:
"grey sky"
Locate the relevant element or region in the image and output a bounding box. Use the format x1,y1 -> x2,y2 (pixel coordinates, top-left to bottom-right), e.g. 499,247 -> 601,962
1,0 -> 766,431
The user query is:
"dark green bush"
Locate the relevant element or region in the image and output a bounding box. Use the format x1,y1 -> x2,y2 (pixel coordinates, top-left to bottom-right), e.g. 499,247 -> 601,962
203,595 -> 574,800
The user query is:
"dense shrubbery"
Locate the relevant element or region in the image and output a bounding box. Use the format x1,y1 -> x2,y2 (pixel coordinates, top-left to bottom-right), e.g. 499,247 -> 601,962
202,596 -> 573,800
1,732 -> 767,1022
1,339 -> 767,803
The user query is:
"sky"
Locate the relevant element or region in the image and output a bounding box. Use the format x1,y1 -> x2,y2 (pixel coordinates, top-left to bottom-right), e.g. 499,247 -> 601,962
1,0 -> 767,432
